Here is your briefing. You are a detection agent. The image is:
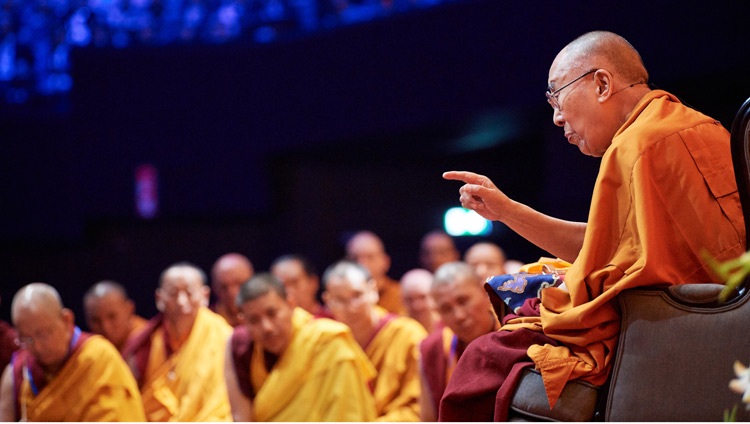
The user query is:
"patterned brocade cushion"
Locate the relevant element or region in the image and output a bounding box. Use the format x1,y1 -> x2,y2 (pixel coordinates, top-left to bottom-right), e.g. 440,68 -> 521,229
486,273 -> 564,314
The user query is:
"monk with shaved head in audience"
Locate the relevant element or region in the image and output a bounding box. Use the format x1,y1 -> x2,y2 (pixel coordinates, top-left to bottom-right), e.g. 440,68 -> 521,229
83,280 -> 148,353
345,230 -> 406,315
123,261 -> 234,421
400,268 -> 441,333
0,283 -> 145,421
211,252 -> 255,326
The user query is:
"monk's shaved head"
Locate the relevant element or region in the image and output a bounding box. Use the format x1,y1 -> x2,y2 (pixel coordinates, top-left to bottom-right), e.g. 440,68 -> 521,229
559,31 -> 648,84
84,280 -> 129,303
11,282 -> 64,324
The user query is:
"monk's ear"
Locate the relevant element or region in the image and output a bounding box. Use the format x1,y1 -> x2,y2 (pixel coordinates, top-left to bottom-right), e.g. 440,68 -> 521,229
593,69 -> 614,102
60,308 -> 75,328
125,299 -> 135,315
199,285 -> 210,308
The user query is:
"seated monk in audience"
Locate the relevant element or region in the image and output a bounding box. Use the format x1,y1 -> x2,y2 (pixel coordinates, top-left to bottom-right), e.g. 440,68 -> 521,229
123,261 -> 234,421
0,283 -> 145,421
83,280 -> 149,353
418,262 -> 499,421
210,252 -> 255,326
345,230 -> 406,315
322,260 -> 427,421
225,273 -> 377,421
463,241 -> 507,282
400,268 -> 441,333
418,229 -> 460,273
270,253 -> 333,319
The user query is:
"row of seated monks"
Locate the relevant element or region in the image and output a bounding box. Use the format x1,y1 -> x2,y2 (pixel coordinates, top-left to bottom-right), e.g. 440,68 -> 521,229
0,229 -> 511,421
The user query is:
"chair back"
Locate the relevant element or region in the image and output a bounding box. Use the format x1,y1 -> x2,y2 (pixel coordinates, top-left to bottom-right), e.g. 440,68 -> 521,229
730,96 -> 750,296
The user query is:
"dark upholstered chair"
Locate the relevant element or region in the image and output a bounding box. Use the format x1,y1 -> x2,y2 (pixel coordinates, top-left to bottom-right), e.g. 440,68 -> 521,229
507,96 -> 750,422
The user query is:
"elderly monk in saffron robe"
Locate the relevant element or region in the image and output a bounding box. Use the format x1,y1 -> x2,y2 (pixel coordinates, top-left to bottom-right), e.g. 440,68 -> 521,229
225,273 -> 377,421
322,260 -> 427,422
418,262 -> 499,422
440,30 -> 746,421
0,283 -> 145,422
123,261 -> 234,422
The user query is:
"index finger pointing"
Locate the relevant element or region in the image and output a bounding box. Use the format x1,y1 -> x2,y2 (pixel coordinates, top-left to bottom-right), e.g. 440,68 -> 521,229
443,171 -> 483,184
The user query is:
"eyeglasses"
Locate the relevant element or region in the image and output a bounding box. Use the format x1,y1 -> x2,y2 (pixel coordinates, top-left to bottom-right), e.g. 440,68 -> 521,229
546,69 -> 598,111
14,326 -> 56,348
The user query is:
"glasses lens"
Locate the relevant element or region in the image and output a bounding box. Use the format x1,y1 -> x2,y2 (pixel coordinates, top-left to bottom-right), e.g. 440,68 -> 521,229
545,91 -> 559,110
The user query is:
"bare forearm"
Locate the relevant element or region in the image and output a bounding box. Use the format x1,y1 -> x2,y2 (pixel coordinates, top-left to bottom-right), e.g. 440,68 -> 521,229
500,200 -> 586,263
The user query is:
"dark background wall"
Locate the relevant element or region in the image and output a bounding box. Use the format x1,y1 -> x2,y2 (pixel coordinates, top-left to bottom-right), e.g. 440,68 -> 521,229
2,0 -> 749,323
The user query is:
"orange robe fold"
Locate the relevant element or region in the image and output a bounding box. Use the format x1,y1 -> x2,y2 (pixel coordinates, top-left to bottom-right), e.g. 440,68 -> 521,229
248,308 -> 377,421
366,306 -> 427,422
126,307 -> 233,422
440,90 -> 746,419
520,90 -> 746,405
13,333 -> 145,421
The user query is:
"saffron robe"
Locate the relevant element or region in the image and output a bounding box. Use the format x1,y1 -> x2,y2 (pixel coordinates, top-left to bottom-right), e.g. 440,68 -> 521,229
12,331 -> 145,421
440,90 -> 746,420
124,307 -> 233,422
241,308 -> 377,421
366,306 -> 427,422
377,276 -> 406,315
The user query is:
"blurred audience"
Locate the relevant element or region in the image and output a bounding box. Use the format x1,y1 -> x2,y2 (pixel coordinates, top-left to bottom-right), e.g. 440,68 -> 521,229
225,273 -> 377,421
0,283 -> 145,421
270,253 -> 333,318
400,268 -> 441,333
322,260 -> 426,421
345,230 -> 406,315
210,252 -> 255,326
418,261 -> 499,421
83,280 -> 148,353
419,229 -> 460,273
463,241 -> 506,282
123,261 -> 233,421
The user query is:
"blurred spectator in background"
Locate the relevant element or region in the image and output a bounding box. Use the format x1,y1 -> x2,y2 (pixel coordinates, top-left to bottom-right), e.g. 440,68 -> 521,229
211,252 -> 255,326
322,260 -> 426,421
0,296 -> 17,377
419,229 -> 460,273
0,283 -> 145,421
83,280 -> 149,353
418,261 -> 498,421
224,273 -> 377,421
123,262 -> 233,421
400,268 -> 440,333
271,253 -> 333,318
345,230 -> 405,315
463,241 -> 506,282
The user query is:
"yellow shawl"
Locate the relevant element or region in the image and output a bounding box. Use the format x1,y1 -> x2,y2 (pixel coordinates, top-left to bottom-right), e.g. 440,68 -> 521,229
366,306 -> 427,422
19,335 -> 145,421
250,308 -> 376,421
140,307 -> 233,421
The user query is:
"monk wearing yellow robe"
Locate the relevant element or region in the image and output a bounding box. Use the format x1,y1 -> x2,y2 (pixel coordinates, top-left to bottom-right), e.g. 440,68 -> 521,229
225,273 -> 377,421
123,262 -> 234,422
323,260 -> 427,422
0,283 -> 145,422
440,31 -> 746,421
